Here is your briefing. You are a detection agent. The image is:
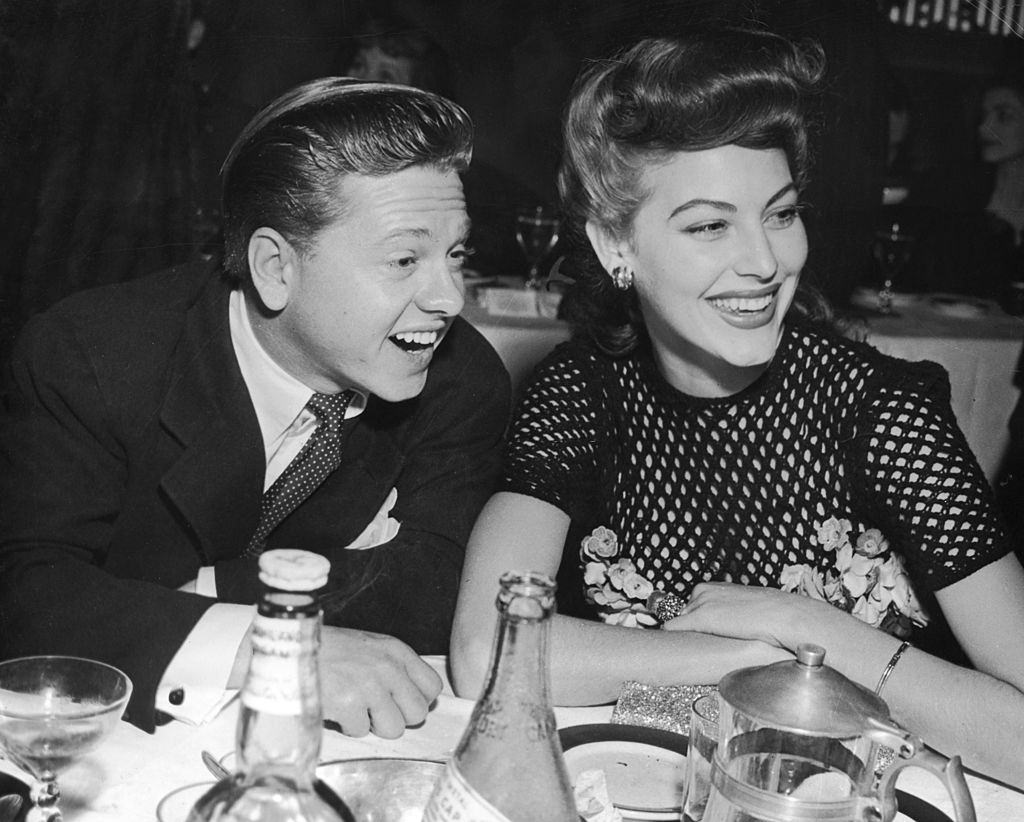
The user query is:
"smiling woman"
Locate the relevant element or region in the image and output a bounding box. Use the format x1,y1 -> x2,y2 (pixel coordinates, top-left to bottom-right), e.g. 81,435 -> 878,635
449,27 -> 1024,787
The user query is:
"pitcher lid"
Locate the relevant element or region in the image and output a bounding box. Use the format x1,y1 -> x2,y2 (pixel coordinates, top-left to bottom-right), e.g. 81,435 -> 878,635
719,644 -> 890,736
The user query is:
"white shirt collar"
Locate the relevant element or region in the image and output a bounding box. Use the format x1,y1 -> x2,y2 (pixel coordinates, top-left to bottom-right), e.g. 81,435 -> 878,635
228,289 -> 366,460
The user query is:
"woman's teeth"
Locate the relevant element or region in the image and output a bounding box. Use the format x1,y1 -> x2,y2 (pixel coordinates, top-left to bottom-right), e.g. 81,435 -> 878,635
391,330 -> 439,351
709,294 -> 774,314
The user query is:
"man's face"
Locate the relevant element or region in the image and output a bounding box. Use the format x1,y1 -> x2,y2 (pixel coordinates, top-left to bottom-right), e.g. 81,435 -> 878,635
347,46 -> 416,86
263,166 -> 470,401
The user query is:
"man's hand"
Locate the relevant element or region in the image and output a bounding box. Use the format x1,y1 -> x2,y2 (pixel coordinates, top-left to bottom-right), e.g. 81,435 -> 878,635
319,626 -> 443,739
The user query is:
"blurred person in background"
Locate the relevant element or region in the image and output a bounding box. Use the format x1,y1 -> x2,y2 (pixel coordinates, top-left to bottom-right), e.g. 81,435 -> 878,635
899,68 -> 1024,301
340,15 -> 543,281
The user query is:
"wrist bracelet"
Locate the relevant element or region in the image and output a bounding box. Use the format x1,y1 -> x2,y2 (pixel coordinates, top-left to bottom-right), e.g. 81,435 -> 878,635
875,640 -> 912,695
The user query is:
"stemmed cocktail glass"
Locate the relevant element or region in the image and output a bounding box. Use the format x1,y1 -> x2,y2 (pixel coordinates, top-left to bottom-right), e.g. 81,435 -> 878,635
0,656 -> 132,821
515,205 -> 561,290
871,218 -> 916,316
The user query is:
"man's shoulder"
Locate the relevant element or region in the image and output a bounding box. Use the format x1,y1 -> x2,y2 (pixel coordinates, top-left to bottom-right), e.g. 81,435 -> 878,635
42,259 -> 221,331
12,259 -> 231,401
430,315 -> 510,387
23,260 -> 226,357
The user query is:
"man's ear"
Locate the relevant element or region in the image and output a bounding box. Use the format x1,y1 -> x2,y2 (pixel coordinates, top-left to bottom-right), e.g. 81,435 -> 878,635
248,227 -> 298,312
585,220 -> 630,276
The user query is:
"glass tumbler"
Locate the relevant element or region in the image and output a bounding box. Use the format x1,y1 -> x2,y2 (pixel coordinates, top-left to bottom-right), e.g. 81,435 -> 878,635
682,693 -> 720,822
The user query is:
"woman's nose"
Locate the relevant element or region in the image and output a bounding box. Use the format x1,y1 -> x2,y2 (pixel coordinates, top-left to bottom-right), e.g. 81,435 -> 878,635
736,227 -> 780,280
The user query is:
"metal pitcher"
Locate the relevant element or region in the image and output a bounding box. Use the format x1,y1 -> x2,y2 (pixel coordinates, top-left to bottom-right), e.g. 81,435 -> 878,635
701,644 -> 975,822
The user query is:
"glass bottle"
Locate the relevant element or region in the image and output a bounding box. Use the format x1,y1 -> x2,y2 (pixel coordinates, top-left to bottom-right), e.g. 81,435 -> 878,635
423,571 -> 579,822
187,549 -> 350,822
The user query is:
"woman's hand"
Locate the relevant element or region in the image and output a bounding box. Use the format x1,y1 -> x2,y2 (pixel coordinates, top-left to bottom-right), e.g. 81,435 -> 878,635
662,582 -> 853,652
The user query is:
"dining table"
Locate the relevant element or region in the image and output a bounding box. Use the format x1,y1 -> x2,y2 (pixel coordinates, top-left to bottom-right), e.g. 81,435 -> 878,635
3,655 -> 1022,821
463,283 -> 1024,483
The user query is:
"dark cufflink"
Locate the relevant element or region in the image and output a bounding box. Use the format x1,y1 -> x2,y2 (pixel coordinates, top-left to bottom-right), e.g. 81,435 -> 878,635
169,687 -> 185,706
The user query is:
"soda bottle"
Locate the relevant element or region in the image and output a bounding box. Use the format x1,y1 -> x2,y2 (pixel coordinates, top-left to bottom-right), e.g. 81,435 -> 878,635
187,549 -> 352,822
423,571 -> 579,821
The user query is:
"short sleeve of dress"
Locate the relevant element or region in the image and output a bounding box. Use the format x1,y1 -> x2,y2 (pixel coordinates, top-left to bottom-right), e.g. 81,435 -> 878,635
849,356 -> 1013,591
498,341 -> 605,519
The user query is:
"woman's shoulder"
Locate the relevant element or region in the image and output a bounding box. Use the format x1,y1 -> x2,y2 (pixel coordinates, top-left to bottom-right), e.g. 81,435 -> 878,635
784,321 -> 951,400
530,333 -> 639,383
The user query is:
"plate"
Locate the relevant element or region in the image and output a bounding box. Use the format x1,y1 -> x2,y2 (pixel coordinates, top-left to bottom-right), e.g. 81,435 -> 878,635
156,781 -> 216,822
0,772 -> 29,822
559,723 -> 688,821
894,790 -> 953,822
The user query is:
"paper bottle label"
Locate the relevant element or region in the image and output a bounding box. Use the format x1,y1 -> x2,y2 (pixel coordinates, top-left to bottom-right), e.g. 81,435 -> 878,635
423,759 -> 511,822
240,613 -> 304,715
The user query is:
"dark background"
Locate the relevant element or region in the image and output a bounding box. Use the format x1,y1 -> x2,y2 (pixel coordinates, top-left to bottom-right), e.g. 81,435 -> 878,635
1,0 -> 1021,353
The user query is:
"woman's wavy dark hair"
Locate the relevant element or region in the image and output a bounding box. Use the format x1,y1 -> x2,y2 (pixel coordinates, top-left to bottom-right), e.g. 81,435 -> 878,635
557,27 -> 828,354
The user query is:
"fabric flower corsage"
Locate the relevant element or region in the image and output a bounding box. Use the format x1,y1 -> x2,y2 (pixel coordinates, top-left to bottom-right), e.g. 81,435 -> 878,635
580,526 -> 658,628
779,516 -> 929,639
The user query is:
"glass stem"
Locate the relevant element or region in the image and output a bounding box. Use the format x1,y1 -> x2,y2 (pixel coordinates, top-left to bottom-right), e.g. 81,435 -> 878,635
28,772 -> 61,822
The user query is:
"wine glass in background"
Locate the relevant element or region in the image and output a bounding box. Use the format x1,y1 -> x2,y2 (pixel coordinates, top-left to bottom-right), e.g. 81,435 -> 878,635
871,219 -> 916,316
0,656 -> 131,822
515,205 -> 561,290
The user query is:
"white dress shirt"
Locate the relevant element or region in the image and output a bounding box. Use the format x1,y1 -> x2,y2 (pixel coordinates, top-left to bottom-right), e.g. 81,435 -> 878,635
155,288 -> 365,725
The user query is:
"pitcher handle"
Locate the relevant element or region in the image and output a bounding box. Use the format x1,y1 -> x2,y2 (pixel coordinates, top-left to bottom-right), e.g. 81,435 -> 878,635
868,721 -> 976,822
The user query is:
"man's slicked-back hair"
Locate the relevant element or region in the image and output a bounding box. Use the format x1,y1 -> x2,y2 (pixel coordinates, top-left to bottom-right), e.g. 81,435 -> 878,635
221,78 -> 473,281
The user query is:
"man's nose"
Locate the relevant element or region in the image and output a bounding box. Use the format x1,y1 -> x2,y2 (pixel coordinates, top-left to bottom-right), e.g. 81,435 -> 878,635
417,265 -> 465,316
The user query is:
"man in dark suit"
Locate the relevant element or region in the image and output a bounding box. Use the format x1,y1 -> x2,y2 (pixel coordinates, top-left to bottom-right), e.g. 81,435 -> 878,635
0,79 -> 511,736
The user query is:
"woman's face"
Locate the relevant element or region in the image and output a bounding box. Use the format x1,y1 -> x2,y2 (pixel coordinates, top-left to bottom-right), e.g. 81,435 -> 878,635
979,86 -> 1024,165
609,145 -> 806,397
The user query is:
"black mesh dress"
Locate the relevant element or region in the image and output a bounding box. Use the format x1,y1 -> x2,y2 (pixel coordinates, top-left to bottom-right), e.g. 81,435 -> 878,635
500,321 -> 1012,627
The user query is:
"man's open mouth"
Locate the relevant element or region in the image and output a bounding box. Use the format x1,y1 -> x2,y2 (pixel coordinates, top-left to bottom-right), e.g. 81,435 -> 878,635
390,330 -> 440,352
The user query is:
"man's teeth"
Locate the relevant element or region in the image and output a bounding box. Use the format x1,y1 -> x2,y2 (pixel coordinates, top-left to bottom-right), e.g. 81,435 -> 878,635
708,294 -> 774,314
391,330 -> 439,349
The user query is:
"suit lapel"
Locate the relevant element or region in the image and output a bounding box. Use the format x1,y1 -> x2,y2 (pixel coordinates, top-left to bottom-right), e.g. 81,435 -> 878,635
159,275 -> 263,563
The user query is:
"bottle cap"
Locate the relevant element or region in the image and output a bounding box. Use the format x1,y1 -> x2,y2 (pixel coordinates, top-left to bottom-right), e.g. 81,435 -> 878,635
258,549 -> 330,592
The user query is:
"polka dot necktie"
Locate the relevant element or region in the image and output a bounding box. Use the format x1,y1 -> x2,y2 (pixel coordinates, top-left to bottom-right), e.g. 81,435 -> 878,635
245,390 -> 354,557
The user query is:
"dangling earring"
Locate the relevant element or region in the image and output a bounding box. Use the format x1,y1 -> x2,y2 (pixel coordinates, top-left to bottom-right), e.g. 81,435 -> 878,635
611,265 -> 633,290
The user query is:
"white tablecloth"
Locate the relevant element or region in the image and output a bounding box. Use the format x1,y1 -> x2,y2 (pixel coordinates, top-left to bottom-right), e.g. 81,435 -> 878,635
464,296 -> 1024,482
4,656 -> 1021,821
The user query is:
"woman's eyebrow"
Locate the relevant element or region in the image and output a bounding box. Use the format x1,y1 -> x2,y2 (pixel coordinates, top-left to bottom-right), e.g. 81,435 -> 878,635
667,182 -> 797,221
668,198 -> 736,220
766,183 -> 799,207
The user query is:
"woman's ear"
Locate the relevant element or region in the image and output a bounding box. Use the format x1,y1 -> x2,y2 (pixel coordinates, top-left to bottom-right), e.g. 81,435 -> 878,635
248,227 -> 298,312
585,220 -> 630,276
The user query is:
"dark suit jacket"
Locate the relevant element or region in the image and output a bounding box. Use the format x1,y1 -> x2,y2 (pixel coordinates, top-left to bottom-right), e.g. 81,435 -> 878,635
0,260 -> 511,730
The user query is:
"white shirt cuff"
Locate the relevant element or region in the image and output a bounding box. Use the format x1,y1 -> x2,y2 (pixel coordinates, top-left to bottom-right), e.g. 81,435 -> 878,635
196,565 -> 218,597
156,603 -> 254,725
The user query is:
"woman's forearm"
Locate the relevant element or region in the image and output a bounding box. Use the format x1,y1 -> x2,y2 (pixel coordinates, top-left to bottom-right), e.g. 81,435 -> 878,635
451,607 -> 790,705
547,616 -> 793,705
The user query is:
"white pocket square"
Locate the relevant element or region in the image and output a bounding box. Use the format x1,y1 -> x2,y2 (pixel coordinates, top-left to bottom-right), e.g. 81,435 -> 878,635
344,487 -> 401,550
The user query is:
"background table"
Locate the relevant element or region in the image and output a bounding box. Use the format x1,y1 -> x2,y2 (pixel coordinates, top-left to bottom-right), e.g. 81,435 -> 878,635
4,656 -> 1021,821
464,293 -> 1024,482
